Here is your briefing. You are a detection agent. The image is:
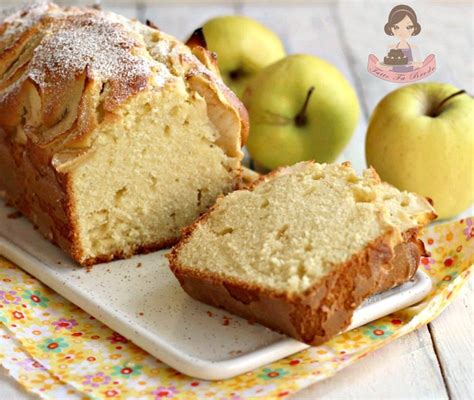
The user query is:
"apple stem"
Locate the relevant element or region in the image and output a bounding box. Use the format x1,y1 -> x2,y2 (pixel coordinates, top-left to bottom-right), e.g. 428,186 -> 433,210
229,69 -> 244,80
295,86 -> 315,127
431,89 -> 466,117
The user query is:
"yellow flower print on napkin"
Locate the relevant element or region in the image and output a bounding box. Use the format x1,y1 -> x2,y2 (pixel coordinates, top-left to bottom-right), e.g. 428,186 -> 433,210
0,218 -> 472,400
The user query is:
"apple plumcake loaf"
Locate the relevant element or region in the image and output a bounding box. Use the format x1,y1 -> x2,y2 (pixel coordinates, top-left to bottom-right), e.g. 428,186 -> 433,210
0,3 -> 248,265
168,162 -> 437,345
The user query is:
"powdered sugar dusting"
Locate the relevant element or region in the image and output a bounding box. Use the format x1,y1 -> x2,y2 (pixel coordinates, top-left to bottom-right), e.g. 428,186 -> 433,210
0,3 -> 170,108
0,2 -> 223,111
1,0 -> 50,24
153,63 -> 172,87
152,40 -> 171,59
1,0 -> 53,39
30,12 -> 152,98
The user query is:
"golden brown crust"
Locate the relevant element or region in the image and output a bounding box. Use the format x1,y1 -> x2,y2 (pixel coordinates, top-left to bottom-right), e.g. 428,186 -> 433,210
168,227 -> 423,345
184,33 -> 220,78
185,28 -> 207,49
0,129 -> 77,256
184,28 -> 249,146
82,236 -> 179,267
219,80 -> 249,146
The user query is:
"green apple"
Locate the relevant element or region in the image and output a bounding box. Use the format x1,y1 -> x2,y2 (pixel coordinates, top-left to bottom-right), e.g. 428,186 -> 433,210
366,83 -> 474,219
198,16 -> 285,98
243,54 -> 360,170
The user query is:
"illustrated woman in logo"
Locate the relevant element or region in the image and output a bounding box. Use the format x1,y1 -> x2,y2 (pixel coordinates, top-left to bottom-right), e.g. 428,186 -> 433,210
379,5 -> 423,72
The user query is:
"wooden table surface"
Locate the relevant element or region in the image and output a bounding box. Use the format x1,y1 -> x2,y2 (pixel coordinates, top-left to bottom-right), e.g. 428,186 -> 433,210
0,1 -> 472,399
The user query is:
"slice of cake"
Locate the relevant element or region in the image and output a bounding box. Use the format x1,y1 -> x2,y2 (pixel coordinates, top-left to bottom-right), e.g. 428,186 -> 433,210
168,162 -> 436,345
0,3 -> 247,265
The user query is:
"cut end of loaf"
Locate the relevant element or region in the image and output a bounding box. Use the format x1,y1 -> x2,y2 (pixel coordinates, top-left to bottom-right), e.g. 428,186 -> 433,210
69,79 -> 241,265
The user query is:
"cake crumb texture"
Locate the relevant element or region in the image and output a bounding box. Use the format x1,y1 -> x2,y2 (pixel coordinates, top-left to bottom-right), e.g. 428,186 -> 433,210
173,162 -> 436,293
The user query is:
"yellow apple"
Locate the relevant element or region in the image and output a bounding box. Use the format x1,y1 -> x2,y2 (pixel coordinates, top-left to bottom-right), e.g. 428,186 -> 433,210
195,16 -> 285,99
243,54 -> 360,170
366,83 -> 474,219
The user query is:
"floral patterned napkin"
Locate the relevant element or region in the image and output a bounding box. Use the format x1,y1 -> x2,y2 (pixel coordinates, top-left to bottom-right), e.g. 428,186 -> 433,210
0,218 -> 472,399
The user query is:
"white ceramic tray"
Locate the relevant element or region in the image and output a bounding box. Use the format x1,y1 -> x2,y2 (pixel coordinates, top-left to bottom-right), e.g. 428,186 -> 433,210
0,201 -> 432,380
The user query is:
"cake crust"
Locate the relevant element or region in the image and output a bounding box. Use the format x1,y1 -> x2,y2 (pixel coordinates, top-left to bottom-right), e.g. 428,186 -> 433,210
169,229 -> 424,345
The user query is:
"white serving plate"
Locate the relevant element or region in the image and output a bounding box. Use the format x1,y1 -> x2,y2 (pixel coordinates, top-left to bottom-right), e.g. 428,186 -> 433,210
0,201 -> 431,380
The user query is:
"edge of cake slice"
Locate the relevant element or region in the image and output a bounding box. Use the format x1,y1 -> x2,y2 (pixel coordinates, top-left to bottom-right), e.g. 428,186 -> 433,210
167,162 -> 437,345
